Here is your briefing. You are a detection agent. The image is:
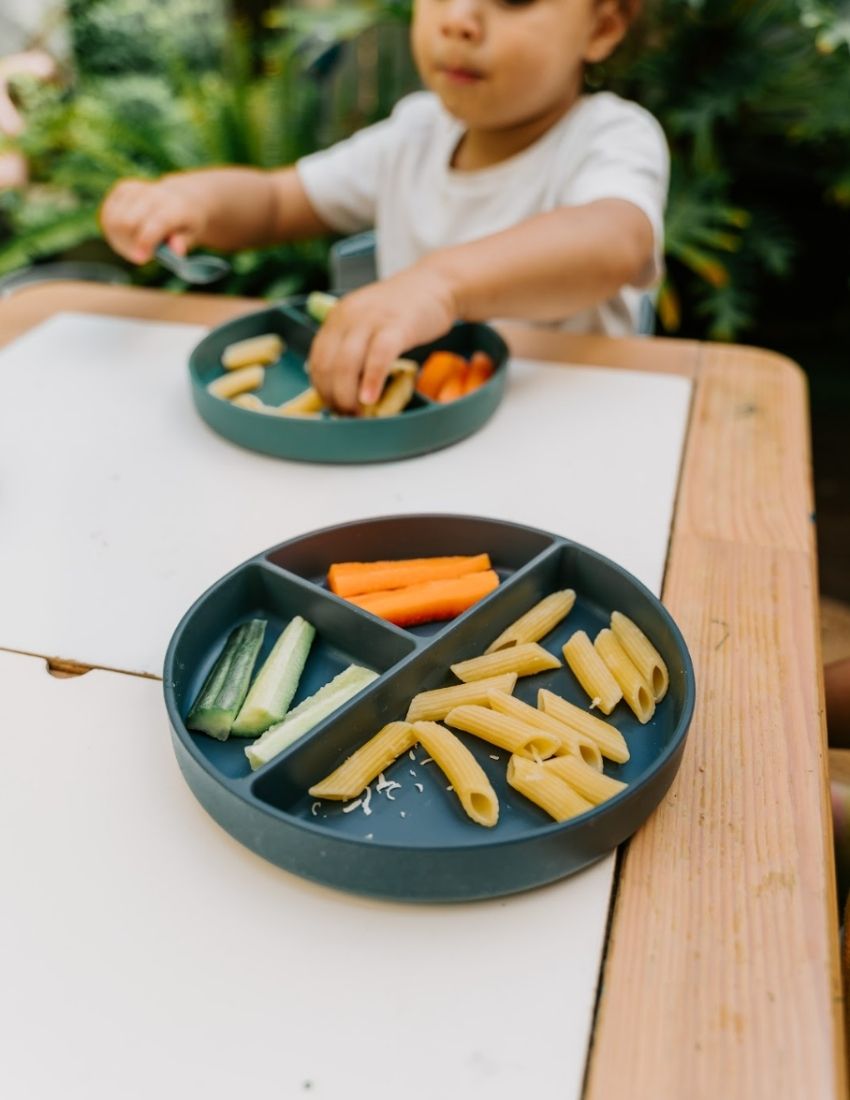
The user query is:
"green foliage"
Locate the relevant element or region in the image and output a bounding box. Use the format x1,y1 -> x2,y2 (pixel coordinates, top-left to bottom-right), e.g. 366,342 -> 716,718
598,0 -> 850,339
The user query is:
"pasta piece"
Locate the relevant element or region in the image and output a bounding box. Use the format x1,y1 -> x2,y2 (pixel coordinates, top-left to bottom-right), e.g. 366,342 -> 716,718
594,629 -> 655,724
360,359 -> 418,418
484,589 -> 576,653
405,673 -> 518,723
412,721 -> 499,827
450,642 -> 561,684
221,332 -> 284,369
308,721 -> 417,800
506,755 -> 592,822
610,611 -> 669,702
543,754 -> 626,805
562,630 -> 622,714
207,364 -> 265,399
277,387 -> 325,416
486,690 -> 603,771
230,392 -> 266,411
444,704 -> 560,759
537,689 -> 630,764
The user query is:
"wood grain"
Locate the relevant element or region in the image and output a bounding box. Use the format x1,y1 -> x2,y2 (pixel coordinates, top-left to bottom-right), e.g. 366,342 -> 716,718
584,349 -> 846,1098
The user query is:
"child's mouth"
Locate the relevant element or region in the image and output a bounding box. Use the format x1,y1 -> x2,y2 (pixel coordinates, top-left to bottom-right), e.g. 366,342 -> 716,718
439,65 -> 484,85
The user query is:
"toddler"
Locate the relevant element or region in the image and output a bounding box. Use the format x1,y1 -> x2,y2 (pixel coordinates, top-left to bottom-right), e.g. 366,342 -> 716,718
100,0 -> 668,413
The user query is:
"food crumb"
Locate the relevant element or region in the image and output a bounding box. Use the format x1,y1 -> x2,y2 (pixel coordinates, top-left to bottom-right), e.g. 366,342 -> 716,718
409,768 -> 417,776
365,833 -> 374,840
446,785 -> 453,792
414,783 -> 424,793
400,811 -> 406,818
421,757 -> 433,766
408,750 -> 416,761
489,754 -> 500,761
311,801 -> 321,816
342,798 -> 363,814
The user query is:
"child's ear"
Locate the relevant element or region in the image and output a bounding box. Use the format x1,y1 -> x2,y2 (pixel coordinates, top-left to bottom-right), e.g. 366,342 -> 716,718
584,0 -> 631,65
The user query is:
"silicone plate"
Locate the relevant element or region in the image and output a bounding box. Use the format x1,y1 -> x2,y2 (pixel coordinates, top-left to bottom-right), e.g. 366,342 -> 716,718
163,515 -> 695,902
188,298 -> 509,463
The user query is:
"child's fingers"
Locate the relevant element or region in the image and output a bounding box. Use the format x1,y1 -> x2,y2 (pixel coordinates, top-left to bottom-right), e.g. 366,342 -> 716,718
307,325 -> 344,408
359,326 -> 407,406
330,327 -> 374,413
134,209 -> 190,263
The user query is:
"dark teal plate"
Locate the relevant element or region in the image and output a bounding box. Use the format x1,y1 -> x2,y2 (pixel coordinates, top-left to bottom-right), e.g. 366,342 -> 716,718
163,515 -> 696,902
188,297 -> 508,463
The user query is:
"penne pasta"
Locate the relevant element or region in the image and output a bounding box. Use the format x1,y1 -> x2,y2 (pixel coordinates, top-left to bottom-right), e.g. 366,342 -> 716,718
610,611 -> 669,702
450,642 -> 561,684
562,630 -> 622,714
486,690 -> 603,771
221,332 -> 284,369
412,721 -> 499,827
543,754 -> 626,805
484,589 -> 576,653
594,629 -> 655,724
506,755 -> 592,822
405,673 -> 518,723
207,364 -> 265,399
444,704 -> 560,759
537,689 -> 630,763
360,360 -> 418,418
277,386 -> 325,416
230,392 -> 267,411
308,721 -> 418,800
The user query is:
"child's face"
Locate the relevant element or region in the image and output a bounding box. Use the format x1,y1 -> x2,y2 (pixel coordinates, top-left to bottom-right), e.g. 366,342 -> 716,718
412,0 -> 628,132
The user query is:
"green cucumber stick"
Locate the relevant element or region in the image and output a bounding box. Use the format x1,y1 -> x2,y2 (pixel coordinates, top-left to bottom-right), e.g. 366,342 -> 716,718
245,664 -> 378,771
231,616 -> 316,736
186,619 -> 266,741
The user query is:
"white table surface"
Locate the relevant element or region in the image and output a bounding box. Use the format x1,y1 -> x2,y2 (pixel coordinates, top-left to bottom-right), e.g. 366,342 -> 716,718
0,312 -> 692,1100
0,312 -> 690,676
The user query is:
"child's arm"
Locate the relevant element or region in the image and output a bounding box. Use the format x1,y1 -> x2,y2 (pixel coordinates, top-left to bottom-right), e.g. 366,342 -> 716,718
99,167 -> 330,264
308,198 -> 654,412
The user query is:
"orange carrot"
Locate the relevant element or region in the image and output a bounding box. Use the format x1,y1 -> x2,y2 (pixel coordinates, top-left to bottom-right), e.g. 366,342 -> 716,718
464,351 -> 494,394
416,351 -> 467,399
328,553 -> 492,598
348,570 -> 500,626
436,364 -> 469,402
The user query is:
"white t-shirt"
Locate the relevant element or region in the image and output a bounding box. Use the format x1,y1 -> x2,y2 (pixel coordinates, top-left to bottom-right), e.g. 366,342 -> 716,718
297,91 -> 669,337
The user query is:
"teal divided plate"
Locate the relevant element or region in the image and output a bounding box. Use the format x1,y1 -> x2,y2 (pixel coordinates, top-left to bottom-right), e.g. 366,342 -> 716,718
163,515 -> 696,902
188,297 -> 509,463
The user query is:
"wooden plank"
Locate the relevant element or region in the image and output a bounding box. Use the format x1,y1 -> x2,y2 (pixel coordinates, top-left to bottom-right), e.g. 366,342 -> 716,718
586,348 -> 846,1099
0,281 -> 257,352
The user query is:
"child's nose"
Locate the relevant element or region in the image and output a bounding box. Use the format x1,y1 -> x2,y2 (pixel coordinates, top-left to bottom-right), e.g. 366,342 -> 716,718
439,0 -> 482,41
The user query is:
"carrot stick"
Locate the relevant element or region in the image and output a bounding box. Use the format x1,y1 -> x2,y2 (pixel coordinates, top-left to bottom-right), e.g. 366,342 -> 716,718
416,351 -> 467,399
436,363 -> 469,402
328,553 -> 492,598
348,571 -> 500,627
464,351 -> 494,394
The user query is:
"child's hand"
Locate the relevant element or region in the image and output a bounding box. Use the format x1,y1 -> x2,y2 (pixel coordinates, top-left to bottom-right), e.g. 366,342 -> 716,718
308,264 -> 458,413
99,178 -> 207,264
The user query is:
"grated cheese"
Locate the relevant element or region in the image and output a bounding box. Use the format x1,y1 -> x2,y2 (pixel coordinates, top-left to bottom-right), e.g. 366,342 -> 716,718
342,798 -> 363,814
385,780 -> 402,801
311,801 -> 321,816
414,783 -> 424,793
408,750 -> 416,761
420,757 -> 433,766
400,811 -> 406,818
361,785 -> 373,816
489,754 -> 500,761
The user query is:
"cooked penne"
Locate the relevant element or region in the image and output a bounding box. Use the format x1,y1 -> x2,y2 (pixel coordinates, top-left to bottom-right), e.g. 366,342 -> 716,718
207,364 -> 265,399
360,360 -> 418,418
221,332 -> 284,369
484,589 -> 576,653
307,721 -> 417,800
537,689 -> 630,763
485,690 -> 603,771
405,673 -> 518,723
562,630 -> 622,714
278,386 -> 325,416
412,721 -> 499,827
444,704 -> 560,759
230,392 -> 267,411
543,754 -> 626,805
594,629 -> 655,724
506,755 -> 592,822
610,611 -> 669,702
450,642 -> 561,684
